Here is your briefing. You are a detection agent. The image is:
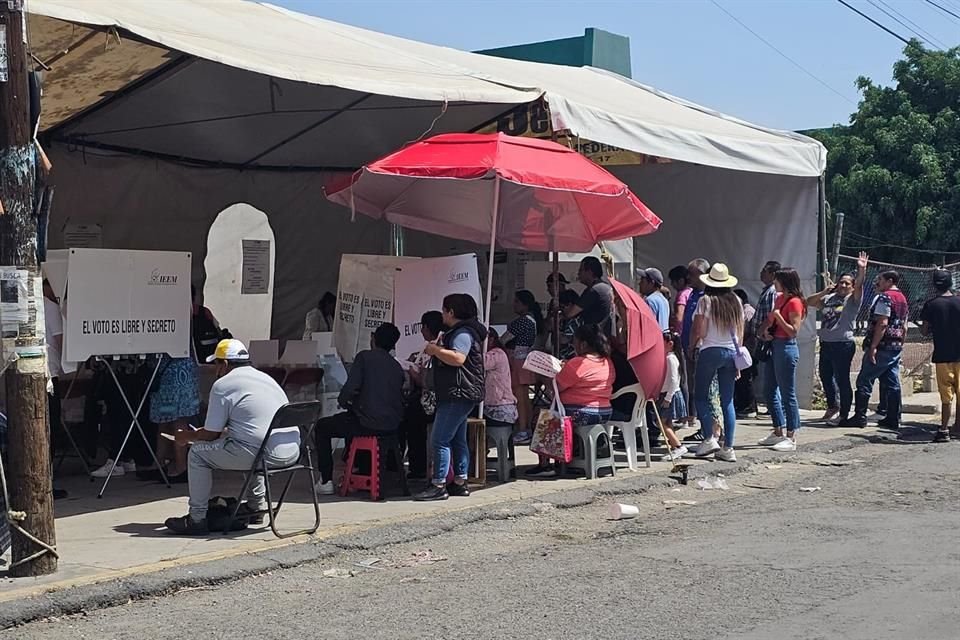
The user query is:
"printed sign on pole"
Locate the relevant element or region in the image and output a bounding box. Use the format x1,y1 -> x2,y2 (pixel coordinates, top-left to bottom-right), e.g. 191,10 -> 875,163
65,249 -> 192,361
393,254 -> 483,360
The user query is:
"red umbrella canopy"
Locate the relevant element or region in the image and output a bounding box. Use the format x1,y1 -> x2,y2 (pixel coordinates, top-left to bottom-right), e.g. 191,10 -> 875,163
610,278 -> 666,400
325,132 -> 660,253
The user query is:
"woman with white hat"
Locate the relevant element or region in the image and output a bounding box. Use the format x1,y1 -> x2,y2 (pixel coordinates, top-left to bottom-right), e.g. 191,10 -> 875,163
689,263 -> 745,461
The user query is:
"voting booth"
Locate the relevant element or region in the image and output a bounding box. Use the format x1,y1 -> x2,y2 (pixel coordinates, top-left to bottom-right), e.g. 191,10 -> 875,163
64,248 -> 192,496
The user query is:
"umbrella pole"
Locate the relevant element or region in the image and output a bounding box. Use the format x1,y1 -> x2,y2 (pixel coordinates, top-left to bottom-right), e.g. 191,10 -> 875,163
552,250 -> 560,357
482,176 -> 501,329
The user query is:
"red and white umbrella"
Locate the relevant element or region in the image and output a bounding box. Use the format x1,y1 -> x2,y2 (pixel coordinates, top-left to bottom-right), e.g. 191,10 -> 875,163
325,132 -> 661,328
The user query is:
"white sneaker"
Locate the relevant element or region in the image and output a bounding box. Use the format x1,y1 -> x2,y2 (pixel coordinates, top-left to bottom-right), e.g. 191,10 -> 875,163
716,447 -> 737,462
663,445 -> 688,461
771,438 -> 797,452
315,480 -> 336,496
695,438 -> 720,457
90,460 -> 125,478
758,433 -> 786,446
121,460 -> 137,473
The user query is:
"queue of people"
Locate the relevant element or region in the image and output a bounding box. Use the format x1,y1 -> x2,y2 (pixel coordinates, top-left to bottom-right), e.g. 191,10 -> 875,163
37,252 -> 956,538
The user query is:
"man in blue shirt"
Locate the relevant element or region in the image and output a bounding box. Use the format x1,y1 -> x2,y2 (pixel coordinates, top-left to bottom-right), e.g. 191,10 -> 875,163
638,267 -> 670,331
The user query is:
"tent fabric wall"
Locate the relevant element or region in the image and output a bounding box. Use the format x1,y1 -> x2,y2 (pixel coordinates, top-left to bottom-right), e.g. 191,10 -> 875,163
619,162 -> 819,408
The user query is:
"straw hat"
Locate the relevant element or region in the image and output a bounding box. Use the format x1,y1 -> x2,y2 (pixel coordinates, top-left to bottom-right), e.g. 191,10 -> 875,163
700,263 -> 739,288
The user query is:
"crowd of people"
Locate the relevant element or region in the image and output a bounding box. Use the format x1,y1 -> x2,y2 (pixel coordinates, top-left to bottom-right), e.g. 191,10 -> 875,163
29,251 -> 958,535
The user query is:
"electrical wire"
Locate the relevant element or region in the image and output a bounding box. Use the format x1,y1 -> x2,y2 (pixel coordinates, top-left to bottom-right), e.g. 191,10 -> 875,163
924,0 -> 960,22
870,0 -> 946,49
709,0 -> 856,104
844,230 -> 960,256
836,0 -> 912,45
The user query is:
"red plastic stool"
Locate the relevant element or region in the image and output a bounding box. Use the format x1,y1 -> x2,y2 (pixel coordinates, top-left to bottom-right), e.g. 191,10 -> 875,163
339,436 -> 381,501
339,435 -> 409,501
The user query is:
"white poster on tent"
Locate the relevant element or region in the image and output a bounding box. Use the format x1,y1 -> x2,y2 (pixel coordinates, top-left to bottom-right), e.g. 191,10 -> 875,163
63,223 -> 103,248
393,254 -> 482,360
65,249 -> 191,361
333,254 -> 416,362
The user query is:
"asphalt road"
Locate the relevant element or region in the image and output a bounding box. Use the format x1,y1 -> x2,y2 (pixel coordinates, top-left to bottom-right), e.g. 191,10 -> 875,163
4,438 -> 959,640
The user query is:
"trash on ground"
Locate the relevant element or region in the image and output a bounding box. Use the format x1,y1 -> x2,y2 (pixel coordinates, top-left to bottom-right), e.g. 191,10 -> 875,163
799,486 -> 822,493
662,500 -> 697,507
609,503 -> 641,520
764,464 -> 782,470
697,476 -> 729,491
322,568 -> 355,579
799,457 -> 864,467
387,550 -> 448,568
353,558 -> 385,570
742,483 -> 776,490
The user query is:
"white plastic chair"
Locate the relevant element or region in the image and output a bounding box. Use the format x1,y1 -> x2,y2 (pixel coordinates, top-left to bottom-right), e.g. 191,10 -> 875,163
605,384 -> 651,470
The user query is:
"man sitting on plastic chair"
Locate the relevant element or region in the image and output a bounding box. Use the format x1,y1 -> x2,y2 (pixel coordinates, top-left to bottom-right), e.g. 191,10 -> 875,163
165,339 -> 296,535
312,323 -> 405,495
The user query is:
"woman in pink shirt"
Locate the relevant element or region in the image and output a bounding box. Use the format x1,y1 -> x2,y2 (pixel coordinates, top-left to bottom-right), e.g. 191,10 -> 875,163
555,324 -> 614,425
484,329 -> 518,428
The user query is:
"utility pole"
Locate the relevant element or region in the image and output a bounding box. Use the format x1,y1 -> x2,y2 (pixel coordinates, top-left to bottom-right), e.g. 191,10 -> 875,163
0,0 -> 57,576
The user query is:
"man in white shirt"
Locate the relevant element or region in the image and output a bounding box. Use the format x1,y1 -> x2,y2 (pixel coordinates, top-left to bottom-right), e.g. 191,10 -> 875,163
165,339 -> 296,535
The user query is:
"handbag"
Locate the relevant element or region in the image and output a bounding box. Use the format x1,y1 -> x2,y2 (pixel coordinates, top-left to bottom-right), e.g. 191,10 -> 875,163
731,330 -> 753,371
529,380 -> 574,462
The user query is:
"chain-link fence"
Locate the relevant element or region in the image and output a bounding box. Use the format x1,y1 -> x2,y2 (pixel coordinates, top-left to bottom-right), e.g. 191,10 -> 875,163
834,255 -> 960,377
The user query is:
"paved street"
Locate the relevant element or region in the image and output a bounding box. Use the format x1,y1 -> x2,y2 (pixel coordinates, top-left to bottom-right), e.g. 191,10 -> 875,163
4,435 -> 957,639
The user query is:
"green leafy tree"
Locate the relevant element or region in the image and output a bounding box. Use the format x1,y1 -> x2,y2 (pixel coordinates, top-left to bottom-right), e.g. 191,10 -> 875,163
810,42 -> 960,264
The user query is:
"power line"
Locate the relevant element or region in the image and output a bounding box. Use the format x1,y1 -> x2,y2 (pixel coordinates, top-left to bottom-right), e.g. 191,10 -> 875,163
836,0 -> 912,45
709,0 -> 856,105
871,0 -> 946,49
924,0 -> 960,22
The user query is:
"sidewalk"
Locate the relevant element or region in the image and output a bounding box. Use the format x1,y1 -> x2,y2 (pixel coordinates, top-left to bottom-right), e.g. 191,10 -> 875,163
0,410 -> 938,605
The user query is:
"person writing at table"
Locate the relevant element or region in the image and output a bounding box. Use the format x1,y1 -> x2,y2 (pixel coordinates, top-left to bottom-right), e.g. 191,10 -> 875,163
312,323 -> 405,494
164,339 -> 295,535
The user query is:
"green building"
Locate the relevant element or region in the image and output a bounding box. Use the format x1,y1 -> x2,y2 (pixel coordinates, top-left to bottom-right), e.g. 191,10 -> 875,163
477,28 -> 632,78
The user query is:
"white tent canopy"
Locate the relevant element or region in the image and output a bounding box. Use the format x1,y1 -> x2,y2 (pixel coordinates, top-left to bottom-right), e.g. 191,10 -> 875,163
30,0 -> 825,176
28,0 -> 823,405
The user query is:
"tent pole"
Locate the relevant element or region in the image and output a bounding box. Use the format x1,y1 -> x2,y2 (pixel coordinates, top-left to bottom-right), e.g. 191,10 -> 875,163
483,176 -> 501,328
552,250 -> 560,357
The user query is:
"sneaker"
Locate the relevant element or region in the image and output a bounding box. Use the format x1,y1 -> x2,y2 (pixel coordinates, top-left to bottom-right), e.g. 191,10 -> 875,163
121,460 -> 138,473
771,438 -> 797,452
716,447 -> 737,462
315,480 -> 336,496
820,408 -> 839,423
524,464 -> 557,478
237,502 -> 266,525
663,445 -> 688,461
757,433 -> 786,446
695,438 -> 720,457
877,417 -> 899,430
413,484 -> 449,502
826,416 -> 842,426
164,514 -> 209,536
682,431 -> 705,443
737,411 -> 758,420
867,411 -> 885,422
447,482 -> 470,497
933,430 -> 951,443
90,459 -> 125,478
840,415 -> 868,428
513,431 -> 532,445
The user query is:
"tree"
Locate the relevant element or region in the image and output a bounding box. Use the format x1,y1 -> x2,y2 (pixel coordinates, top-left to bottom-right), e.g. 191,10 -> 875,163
810,42 -> 960,265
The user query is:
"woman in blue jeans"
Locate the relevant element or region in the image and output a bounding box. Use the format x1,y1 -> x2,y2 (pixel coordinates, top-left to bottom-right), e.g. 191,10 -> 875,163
414,293 -> 487,502
759,268 -> 807,451
689,264 -> 745,462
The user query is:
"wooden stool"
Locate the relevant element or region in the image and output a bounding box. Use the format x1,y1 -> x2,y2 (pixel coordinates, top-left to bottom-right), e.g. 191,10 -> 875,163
467,418 -> 486,487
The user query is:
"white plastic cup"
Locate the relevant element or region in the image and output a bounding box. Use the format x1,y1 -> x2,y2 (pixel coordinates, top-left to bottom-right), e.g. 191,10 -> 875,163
609,503 -> 640,520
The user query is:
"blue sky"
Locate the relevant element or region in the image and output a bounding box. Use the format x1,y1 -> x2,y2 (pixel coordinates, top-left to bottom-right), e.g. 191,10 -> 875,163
273,0 -> 959,131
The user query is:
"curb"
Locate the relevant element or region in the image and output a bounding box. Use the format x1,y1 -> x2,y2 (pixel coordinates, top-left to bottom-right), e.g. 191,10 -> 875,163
0,434 -> 870,629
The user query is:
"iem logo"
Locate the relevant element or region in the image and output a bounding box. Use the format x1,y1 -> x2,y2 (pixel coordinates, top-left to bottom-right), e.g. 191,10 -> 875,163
448,270 -> 469,284
149,269 -> 178,286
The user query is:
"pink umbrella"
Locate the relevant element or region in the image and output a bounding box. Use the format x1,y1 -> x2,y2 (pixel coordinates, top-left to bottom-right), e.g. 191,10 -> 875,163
610,278 -> 666,400
325,132 -> 661,326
